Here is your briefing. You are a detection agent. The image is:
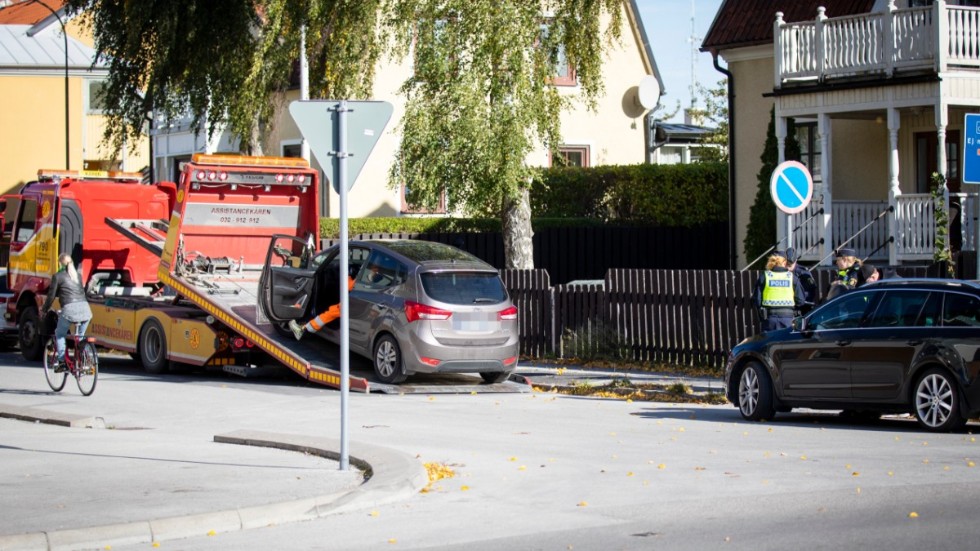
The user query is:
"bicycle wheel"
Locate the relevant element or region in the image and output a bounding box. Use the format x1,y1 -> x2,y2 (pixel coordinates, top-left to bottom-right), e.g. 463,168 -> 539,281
75,340 -> 99,396
43,338 -> 67,392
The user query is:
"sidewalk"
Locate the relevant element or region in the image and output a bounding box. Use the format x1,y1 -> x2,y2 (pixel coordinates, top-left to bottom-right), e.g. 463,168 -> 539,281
0,352 -> 430,551
0,357 -> 722,551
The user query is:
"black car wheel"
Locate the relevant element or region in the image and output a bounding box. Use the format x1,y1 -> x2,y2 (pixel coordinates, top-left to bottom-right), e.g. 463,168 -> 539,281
913,368 -> 967,432
373,334 -> 407,384
737,362 -> 776,422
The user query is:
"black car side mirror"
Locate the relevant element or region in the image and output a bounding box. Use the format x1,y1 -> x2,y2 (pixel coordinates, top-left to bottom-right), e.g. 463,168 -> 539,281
793,316 -> 811,335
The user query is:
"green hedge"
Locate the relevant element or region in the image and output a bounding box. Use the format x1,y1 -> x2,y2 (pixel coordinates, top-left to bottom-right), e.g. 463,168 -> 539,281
531,163 -> 728,226
319,216 -> 633,238
319,163 -> 728,237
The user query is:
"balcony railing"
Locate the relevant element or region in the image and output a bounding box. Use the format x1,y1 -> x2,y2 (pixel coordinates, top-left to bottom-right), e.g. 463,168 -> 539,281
790,193 -> 978,263
775,1 -> 980,87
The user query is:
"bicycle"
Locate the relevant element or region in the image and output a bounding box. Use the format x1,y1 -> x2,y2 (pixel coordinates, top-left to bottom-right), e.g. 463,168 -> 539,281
42,317 -> 99,396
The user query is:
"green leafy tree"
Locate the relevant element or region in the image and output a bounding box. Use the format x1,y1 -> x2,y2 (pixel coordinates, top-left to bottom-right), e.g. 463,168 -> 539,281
931,172 -> 956,276
64,0 -> 383,155
385,0 -> 624,269
743,106 -> 800,269
687,79 -> 729,163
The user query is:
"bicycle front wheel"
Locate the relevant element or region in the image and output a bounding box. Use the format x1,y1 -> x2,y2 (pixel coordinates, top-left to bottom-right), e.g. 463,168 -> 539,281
43,338 -> 67,392
75,341 -> 99,396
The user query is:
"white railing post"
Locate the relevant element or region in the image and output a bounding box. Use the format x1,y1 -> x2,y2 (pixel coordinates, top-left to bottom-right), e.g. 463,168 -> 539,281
888,108 -> 901,266
819,113 -> 833,265
774,12 -> 784,88
937,0 -> 949,73
816,7 -> 827,81
884,0 -> 896,77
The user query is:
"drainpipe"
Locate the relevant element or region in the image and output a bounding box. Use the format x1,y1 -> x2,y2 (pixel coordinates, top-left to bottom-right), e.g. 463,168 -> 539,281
712,51 -> 736,269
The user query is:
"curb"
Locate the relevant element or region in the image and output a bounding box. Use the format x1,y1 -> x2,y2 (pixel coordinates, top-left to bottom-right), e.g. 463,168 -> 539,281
0,427 -> 427,551
0,403 -> 99,428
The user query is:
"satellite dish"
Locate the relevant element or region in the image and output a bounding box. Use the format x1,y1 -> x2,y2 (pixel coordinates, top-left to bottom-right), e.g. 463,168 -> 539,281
636,76 -> 661,110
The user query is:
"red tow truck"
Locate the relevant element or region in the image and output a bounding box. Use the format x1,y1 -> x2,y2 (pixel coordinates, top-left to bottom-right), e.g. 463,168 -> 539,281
1,156 -> 373,391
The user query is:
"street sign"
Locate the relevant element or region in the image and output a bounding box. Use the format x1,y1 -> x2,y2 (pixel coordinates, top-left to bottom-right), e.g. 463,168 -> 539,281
769,160 -> 813,214
288,100 -> 394,193
963,113 -> 980,185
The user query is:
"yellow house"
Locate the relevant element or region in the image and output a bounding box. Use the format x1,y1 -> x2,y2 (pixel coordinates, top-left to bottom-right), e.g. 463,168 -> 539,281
151,1 -> 663,219
0,0 -> 147,196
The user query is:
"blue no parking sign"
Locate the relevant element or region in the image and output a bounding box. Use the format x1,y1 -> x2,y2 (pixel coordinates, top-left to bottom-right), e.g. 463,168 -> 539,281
769,161 -> 814,214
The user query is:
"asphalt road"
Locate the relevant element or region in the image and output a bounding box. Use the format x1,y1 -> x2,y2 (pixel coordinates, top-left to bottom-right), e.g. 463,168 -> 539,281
1,351 -> 979,550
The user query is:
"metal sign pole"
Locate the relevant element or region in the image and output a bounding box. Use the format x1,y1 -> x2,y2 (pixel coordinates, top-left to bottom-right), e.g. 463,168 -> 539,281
336,100 -> 350,471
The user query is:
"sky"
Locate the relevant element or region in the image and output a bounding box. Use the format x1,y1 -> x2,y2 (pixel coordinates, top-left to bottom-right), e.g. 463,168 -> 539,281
636,0 -> 725,123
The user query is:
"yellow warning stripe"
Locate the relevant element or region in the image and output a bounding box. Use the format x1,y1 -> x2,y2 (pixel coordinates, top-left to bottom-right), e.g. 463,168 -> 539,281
158,271 -> 352,389
160,272 -> 312,378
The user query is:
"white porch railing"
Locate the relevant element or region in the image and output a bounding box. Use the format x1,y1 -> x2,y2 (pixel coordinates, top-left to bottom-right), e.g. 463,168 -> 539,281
790,193 -> 977,264
774,2 -> 980,86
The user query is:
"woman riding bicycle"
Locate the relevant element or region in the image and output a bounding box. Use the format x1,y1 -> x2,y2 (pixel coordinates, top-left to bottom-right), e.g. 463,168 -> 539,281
42,253 -> 93,373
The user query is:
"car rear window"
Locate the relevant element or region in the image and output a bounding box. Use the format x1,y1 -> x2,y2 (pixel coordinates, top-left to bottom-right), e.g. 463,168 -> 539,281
420,272 -> 508,305
381,241 -> 481,263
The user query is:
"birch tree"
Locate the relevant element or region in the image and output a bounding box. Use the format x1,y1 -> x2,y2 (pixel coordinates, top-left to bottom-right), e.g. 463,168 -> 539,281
65,0 -> 382,154
386,0 -> 622,268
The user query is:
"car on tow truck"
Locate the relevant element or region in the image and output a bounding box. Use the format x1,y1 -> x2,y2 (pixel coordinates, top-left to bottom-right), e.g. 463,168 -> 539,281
260,238 -> 519,384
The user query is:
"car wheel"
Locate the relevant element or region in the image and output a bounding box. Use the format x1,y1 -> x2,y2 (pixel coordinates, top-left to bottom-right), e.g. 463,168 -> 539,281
480,371 -> 512,384
18,306 -> 43,361
913,368 -> 967,432
737,362 -> 776,422
373,334 -> 407,384
139,318 -> 169,374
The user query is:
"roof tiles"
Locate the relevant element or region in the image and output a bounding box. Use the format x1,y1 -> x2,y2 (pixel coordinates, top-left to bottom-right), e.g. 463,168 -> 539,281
701,0 -> 876,51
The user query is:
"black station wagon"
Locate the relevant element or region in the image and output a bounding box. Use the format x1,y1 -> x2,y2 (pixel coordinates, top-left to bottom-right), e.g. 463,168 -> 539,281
725,279 -> 980,431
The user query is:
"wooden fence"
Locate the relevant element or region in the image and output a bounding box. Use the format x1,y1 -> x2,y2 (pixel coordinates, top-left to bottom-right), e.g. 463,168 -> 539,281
504,265 -> 931,369
325,222 -> 729,284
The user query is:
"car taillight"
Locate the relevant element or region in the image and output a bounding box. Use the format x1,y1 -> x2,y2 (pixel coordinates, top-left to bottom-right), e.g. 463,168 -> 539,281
498,306 -> 518,321
405,301 -> 452,322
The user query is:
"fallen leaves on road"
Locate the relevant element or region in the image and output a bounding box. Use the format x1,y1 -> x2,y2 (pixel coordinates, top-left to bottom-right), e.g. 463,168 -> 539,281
533,379 -> 726,405
421,462 -> 456,493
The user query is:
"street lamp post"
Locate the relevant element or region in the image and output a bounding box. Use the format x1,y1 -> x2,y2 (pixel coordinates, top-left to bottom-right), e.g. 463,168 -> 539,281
26,0 -> 70,170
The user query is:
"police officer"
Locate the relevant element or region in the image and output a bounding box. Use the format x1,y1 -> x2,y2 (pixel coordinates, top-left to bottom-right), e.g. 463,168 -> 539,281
751,251 -> 806,333
786,247 -> 817,313
826,247 -> 861,301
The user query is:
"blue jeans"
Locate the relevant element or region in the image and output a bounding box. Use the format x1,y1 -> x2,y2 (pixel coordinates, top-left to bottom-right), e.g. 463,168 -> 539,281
55,316 -> 91,361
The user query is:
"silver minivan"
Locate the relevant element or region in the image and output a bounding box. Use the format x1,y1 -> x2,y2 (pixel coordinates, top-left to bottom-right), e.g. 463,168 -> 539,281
260,238 -> 519,384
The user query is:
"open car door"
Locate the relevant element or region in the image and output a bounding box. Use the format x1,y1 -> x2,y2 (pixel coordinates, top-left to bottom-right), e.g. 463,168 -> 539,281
259,234 -> 316,323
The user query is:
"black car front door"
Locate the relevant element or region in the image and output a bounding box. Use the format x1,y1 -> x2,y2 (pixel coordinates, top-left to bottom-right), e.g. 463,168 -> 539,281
775,291 -> 878,401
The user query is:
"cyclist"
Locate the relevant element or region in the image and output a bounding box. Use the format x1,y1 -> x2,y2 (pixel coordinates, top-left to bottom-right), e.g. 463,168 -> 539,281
42,253 -> 93,372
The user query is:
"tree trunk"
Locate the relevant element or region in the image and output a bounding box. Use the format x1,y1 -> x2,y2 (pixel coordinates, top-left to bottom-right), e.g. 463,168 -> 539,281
502,187 -> 534,269
245,115 -> 264,156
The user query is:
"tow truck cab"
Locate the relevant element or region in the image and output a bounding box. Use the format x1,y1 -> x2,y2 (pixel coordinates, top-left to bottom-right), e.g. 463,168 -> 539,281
1,169 -> 176,360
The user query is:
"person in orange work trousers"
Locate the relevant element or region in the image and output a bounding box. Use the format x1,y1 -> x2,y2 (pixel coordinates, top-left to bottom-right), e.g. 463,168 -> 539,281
289,276 -> 355,340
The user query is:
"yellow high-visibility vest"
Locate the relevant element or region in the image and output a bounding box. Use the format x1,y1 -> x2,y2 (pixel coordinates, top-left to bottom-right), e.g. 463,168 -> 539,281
762,271 -> 795,308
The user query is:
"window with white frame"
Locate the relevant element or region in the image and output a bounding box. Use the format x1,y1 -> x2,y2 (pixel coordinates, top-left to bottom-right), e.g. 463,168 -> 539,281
86,80 -> 107,114
551,145 -> 590,167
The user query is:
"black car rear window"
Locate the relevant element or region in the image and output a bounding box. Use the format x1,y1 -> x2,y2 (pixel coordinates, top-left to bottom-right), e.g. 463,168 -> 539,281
420,272 -> 507,305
